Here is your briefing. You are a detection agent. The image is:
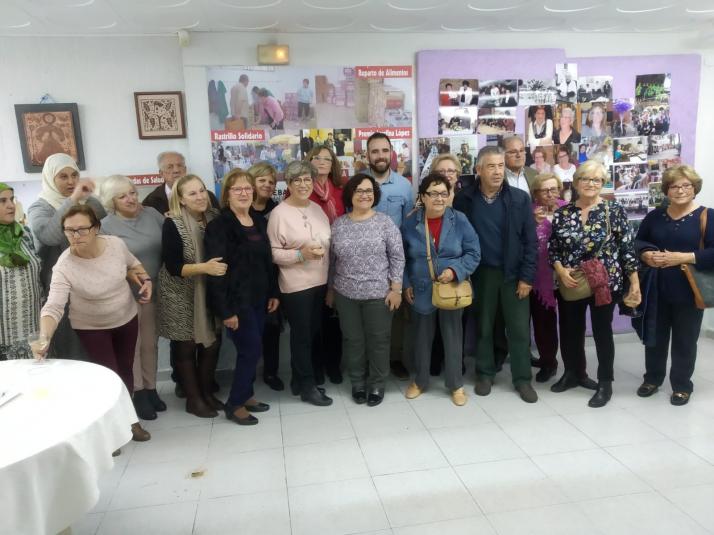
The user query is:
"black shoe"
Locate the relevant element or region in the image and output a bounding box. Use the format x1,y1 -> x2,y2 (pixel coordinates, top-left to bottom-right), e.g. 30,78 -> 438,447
301,387 -> 333,406
474,376 -> 493,396
327,368 -> 343,385
352,387 -> 367,405
146,389 -> 167,412
174,382 -> 186,399
671,391 -> 690,406
588,381 -> 612,408
390,361 -> 409,380
224,405 -> 258,425
515,383 -> 538,403
535,367 -> 557,383
245,402 -> 270,413
578,376 -> 598,390
636,382 -> 659,397
133,390 -> 157,420
551,371 -> 579,393
367,387 -> 385,407
264,375 -> 285,391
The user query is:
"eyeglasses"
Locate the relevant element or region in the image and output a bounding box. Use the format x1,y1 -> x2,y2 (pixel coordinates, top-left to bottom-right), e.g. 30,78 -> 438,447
536,188 -> 560,195
311,156 -> 332,162
63,226 -> 94,237
290,177 -> 313,185
581,178 -> 603,185
354,188 -> 374,197
424,191 -> 450,199
229,186 -> 253,195
669,183 -> 694,192
437,169 -> 459,175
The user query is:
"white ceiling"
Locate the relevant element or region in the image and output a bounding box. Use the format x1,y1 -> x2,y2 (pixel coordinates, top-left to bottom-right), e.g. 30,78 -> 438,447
0,0 -> 712,36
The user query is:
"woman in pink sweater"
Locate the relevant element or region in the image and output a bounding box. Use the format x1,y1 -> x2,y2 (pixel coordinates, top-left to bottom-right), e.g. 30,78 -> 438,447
34,204 -> 153,443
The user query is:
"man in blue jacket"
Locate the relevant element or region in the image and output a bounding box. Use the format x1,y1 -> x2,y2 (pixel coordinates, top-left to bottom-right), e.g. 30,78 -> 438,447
453,146 -> 538,402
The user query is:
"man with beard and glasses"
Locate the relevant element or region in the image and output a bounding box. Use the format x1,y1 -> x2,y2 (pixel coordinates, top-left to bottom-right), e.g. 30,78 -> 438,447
365,133 -> 414,379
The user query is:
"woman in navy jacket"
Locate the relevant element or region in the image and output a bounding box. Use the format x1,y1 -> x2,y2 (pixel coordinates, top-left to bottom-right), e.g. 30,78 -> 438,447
401,173 -> 480,405
205,169 -> 280,425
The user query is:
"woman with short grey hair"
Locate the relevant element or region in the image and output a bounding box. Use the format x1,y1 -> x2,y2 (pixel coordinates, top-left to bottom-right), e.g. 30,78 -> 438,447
100,174 -> 166,420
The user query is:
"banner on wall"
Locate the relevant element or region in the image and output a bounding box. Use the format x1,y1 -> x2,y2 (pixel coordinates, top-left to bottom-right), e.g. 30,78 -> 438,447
206,65 -> 414,195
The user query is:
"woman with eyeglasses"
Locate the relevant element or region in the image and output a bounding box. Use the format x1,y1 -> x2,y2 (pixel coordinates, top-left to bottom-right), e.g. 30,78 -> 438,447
327,174 -> 404,406
100,175 -> 166,421
552,106 -> 581,146
528,173 -> 566,383
33,204 -> 153,442
634,165 -> 714,406
205,169 -> 279,425
553,145 -> 576,184
267,161 -> 333,406
402,173 -> 480,405
548,160 -> 640,407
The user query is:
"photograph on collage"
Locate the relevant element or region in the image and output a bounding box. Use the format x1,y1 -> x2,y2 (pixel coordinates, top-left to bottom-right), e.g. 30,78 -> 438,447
476,108 -> 516,134
611,99 -> 638,137
438,106 -> 478,135
613,136 -> 648,163
552,104 -> 581,145
612,163 -> 652,191
648,133 -> 681,160
634,73 -> 671,136
649,181 -> 665,209
615,189 -> 650,220
579,102 -> 611,140
417,135 -> 477,186
555,63 -> 578,103
553,144 -> 577,184
582,135 -> 614,167
525,105 -> 554,147
576,76 -> 613,103
478,79 -> 519,107
528,145 -> 554,174
518,79 -> 557,106
439,79 -> 478,106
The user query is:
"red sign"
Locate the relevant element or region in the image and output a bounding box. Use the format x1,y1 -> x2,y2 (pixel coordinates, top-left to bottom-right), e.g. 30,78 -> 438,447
354,127 -> 412,140
128,174 -> 163,186
355,65 -> 412,79
211,130 -> 267,142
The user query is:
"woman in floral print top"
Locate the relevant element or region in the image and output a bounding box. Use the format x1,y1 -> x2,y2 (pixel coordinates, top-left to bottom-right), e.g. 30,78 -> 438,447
548,160 -> 641,409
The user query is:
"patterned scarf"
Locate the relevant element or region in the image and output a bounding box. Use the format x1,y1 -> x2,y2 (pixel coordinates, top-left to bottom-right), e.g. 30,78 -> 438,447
0,183 -> 30,268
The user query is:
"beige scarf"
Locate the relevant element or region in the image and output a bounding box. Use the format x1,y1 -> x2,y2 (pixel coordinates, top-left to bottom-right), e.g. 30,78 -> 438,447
182,206 -> 217,347
39,153 -> 80,209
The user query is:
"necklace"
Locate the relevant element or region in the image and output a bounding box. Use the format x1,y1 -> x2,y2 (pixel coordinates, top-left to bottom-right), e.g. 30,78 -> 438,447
293,203 -> 313,236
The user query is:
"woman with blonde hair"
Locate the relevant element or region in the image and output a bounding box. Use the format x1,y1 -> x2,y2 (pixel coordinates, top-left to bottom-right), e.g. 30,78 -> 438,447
100,175 -> 166,420
158,174 -> 227,418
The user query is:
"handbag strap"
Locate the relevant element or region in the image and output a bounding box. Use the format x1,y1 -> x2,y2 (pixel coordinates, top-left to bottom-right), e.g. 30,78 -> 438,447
424,218 -> 437,282
698,208 -> 707,250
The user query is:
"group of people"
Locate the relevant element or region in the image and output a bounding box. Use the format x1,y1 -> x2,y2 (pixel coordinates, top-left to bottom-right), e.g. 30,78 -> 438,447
1,132 -> 711,448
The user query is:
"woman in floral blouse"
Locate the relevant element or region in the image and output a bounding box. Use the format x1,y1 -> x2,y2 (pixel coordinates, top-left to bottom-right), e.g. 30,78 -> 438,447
548,160 -> 641,408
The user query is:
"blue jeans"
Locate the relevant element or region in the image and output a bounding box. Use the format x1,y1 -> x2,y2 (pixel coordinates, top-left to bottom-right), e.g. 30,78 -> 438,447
226,304 -> 267,406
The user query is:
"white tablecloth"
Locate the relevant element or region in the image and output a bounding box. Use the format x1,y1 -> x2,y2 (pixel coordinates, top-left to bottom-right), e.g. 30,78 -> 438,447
0,359 -> 137,535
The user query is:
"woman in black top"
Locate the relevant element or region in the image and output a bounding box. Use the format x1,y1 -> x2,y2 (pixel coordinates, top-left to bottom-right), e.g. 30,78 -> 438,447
206,169 -> 280,425
635,165 -> 714,405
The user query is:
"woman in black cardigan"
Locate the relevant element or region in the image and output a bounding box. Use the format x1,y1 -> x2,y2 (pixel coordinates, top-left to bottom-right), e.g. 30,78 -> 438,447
205,169 -> 280,425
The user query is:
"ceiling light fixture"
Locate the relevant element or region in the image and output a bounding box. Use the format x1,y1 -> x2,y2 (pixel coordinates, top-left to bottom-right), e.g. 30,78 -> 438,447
467,2 -> 524,12
257,44 -> 290,65
387,1 -> 443,11
543,4 -> 602,13
302,0 -> 367,9
616,4 -> 674,14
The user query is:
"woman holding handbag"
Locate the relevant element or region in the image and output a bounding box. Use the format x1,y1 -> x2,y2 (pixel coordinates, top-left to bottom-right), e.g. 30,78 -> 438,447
402,173 -> 480,405
634,165 -> 714,406
548,160 -> 641,407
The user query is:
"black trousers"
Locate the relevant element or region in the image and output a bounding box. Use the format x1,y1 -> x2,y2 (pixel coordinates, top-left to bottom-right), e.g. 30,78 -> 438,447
261,310 -> 282,378
282,285 -> 326,392
557,292 -> 616,382
644,297 -> 704,393
313,303 -> 342,379
530,293 -> 559,370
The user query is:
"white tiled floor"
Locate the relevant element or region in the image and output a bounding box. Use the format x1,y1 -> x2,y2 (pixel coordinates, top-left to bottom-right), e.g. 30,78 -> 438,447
74,335 -> 714,534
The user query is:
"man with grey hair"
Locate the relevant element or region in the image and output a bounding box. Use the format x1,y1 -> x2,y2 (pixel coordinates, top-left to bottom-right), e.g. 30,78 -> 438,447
142,151 -> 218,215
454,146 -> 539,403
501,135 -> 537,196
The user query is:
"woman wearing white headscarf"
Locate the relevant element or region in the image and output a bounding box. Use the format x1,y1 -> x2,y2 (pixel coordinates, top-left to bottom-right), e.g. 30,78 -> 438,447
27,153 -> 106,358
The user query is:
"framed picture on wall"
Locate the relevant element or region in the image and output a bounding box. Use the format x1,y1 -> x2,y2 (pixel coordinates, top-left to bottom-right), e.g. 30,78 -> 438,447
14,103 -> 85,173
134,91 -> 186,139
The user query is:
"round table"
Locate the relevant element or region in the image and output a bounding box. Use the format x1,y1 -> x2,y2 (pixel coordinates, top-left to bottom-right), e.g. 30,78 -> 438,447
0,359 -> 137,535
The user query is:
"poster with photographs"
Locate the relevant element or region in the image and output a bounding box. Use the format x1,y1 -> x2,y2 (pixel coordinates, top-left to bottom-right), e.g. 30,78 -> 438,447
417,135 -> 477,182
519,79 -> 557,106
615,189 -> 650,220
577,76 -> 613,103
582,136 -> 613,167
612,163 -> 652,191
478,80 -> 519,107
439,79 -> 478,106
648,133 -> 681,160
555,63 -> 578,103
439,106 -> 478,135
477,108 -> 516,134
649,182 -> 665,209
611,98 -> 638,137
579,102 -> 611,139
634,73 -> 671,136
525,105 -> 554,147
613,136 -> 648,163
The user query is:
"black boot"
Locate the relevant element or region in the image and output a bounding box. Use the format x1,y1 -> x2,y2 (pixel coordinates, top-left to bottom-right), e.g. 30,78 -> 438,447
175,358 -> 216,418
301,386 -> 333,406
146,389 -> 167,412
133,389 -> 157,420
588,381 -> 612,408
198,345 -> 224,411
550,371 -> 579,393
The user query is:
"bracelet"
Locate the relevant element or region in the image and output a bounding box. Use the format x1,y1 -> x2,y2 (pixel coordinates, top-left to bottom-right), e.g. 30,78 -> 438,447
296,250 -> 305,263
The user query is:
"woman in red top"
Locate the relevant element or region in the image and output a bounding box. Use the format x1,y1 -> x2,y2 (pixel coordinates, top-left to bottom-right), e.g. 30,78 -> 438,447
305,145 -> 345,224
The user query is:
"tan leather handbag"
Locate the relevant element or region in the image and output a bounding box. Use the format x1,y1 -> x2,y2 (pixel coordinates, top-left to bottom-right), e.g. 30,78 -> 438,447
425,219 -> 472,310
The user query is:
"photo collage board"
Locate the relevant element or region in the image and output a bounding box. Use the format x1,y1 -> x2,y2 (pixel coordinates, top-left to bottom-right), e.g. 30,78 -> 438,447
424,68 -> 678,227
206,65 -> 414,198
